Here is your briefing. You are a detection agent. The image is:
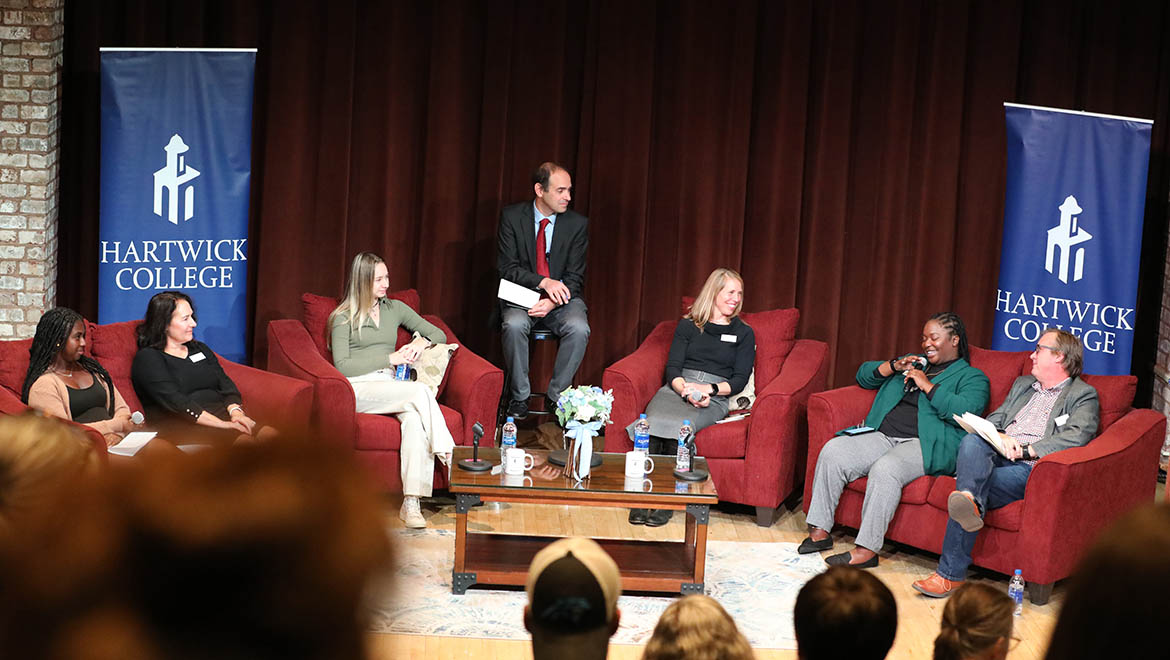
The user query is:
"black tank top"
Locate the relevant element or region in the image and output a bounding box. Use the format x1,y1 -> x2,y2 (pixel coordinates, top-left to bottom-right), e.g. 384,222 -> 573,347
68,377 -> 110,423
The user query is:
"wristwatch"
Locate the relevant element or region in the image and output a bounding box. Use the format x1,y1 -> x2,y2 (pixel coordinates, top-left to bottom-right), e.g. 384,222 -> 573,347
710,383 -> 719,396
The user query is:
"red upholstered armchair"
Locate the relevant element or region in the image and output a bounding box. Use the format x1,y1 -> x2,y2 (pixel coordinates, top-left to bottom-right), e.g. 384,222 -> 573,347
804,346 -> 1167,603
0,319 -> 314,455
603,308 -> 829,526
265,290 -> 504,492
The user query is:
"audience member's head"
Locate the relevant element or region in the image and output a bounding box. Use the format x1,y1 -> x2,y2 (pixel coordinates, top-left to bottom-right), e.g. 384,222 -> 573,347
0,441 -> 392,660
0,411 -> 95,537
688,267 -> 745,328
1043,502 -> 1170,660
794,565 -> 898,660
524,537 -> 621,660
933,583 -> 1014,660
643,594 -> 754,660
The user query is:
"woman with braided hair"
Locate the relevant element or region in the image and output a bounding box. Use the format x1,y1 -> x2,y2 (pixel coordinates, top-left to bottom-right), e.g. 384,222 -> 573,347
22,307 -> 137,446
799,312 -> 990,568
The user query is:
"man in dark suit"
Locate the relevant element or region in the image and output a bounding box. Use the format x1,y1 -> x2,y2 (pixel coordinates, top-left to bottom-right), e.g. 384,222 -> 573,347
497,162 -> 590,418
912,328 -> 1099,598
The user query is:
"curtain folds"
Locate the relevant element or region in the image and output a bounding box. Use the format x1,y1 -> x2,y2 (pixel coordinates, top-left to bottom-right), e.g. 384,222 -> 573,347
59,0 -> 1170,393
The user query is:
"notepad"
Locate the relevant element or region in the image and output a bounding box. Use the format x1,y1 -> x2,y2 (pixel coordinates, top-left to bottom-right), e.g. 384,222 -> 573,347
498,279 -> 541,309
107,431 -> 158,457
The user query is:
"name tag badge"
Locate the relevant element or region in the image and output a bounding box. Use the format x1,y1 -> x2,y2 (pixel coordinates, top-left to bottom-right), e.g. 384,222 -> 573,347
1054,413 -> 1069,426
720,334 -> 737,343
189,352 -> 206,363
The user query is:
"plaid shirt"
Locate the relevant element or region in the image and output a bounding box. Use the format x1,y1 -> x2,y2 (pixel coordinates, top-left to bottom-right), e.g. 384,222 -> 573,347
1004,378 -> 1070,465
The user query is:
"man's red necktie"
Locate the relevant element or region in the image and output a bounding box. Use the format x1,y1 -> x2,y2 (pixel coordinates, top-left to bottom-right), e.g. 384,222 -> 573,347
536,218 -> 550,278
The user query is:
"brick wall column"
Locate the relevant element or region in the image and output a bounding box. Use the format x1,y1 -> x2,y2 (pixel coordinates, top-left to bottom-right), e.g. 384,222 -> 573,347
1153,194 -> 1170,473
0,0 -> 62,339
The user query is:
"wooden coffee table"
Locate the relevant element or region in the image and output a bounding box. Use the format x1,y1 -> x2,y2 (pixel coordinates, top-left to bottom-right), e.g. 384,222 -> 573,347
448,446 -> 718,595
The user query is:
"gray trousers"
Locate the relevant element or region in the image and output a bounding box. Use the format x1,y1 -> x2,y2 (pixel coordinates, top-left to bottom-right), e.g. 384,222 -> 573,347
805,431 -> 925,553
501,297 -> 590,402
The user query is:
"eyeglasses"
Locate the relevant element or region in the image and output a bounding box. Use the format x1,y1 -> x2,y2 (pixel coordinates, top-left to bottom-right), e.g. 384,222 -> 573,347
1034,344 -> 1059,354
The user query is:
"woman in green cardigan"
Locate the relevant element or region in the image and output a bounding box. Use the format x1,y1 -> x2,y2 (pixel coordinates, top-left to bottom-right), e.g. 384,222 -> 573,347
329,252 -> 454,529
798,312 -> 989,568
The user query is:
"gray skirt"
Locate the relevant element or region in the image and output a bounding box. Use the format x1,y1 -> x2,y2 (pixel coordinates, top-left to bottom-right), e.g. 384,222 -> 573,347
625,368 -> 730,444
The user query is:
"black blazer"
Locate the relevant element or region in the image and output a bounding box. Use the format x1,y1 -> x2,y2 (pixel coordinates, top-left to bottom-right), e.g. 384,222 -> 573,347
496,201 -> 589,301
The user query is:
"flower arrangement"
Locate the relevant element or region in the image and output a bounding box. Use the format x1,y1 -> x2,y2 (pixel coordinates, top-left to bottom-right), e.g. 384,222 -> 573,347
554,385 -> 614,427
554,386 -> 613,482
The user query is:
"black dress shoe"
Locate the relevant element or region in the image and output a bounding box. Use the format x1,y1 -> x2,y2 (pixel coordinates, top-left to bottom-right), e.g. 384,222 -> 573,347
824,550 -> 879,569
644,509 -> 673,527
797,535 -> 833,554
506,399 -> 529,420
628,509 -> 648,525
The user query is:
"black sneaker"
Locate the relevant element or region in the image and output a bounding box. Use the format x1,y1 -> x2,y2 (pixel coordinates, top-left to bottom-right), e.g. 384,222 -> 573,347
507,399 -> 529,420
644,509 -> 673,527
628,509 -> 648,525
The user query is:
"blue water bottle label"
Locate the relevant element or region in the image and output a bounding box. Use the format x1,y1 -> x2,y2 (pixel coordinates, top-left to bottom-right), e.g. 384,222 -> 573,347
395,364 -> 409,380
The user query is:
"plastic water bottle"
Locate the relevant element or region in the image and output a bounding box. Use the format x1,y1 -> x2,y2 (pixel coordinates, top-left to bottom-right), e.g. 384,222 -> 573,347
1008,569 -> 1025,616
502,417 -> 517,451
633,414 -> 651,453
394,363 -> 410,380
676,420 -> 692,472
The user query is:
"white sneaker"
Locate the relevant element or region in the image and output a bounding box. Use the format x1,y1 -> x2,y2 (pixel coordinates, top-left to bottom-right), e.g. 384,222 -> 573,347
400,496 -> 426,529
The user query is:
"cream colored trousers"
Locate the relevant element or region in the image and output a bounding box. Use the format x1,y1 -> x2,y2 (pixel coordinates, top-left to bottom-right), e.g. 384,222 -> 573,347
347,369 -> 455,497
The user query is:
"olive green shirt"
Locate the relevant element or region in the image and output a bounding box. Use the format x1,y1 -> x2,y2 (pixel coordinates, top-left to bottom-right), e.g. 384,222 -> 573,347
330,298 -> 446,378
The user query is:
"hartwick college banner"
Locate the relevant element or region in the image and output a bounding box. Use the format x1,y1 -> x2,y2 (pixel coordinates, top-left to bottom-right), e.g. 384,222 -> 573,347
98,48 -> 256,362
992,103 -> 1153,375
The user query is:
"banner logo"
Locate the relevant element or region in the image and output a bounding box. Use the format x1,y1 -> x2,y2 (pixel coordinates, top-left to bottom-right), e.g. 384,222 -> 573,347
152,134 -> 201,225
1044,195 -> 1092,284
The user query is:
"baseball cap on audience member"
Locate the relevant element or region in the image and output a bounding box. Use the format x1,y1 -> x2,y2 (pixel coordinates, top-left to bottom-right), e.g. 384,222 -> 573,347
525,537 -> 622,632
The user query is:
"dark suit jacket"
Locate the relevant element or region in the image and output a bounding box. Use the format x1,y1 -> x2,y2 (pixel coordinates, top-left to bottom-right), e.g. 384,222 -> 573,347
987,375 -> 1099,457
496,202 -> 588,302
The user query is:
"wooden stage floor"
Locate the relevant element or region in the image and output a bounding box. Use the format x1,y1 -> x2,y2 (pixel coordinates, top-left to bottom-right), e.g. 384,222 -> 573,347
370,479 -> 1167,659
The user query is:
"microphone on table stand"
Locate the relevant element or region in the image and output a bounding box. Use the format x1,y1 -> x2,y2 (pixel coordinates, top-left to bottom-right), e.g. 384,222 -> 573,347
458,421 -> 492,472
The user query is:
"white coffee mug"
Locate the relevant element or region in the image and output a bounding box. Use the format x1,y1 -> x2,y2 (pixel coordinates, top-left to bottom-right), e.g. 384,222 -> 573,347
624,450 -> 655,478
623,476 -> 653,492
502,473 -> 533,487
504,447 -> 535,475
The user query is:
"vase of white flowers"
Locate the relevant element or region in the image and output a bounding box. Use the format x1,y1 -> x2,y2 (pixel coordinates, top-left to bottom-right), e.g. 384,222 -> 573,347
553,386 -> 614,482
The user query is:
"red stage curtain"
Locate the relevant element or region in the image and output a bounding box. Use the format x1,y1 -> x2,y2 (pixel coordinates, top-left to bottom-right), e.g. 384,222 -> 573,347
58,0 -> 1170,394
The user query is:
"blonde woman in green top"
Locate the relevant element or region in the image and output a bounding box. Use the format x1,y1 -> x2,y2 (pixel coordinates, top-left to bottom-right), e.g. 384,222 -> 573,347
328,252 -> 454,528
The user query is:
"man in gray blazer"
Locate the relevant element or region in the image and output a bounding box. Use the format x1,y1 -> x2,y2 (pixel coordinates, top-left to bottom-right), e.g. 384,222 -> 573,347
913,328 -> 1099,597
497,162 -> 590,418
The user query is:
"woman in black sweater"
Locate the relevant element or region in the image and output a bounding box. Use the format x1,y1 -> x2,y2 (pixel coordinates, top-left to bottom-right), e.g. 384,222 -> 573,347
131,291 -> 274,444
627,267 -> 755,526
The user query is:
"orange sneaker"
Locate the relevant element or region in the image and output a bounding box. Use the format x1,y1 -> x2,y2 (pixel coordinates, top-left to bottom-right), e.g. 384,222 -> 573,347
912,572 -> 964,598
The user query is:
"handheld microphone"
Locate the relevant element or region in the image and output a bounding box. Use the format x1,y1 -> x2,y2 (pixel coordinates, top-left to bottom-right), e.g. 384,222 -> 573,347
903,356 -> 928,393
689,390 -> 704,403
131,411 -> 145,425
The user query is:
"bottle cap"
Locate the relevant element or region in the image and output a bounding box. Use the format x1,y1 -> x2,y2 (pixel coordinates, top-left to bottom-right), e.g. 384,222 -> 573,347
1014,569 -> 1021,575
639,413 -> 647,419
506,417 -> 514,423
683,419 -> 691,425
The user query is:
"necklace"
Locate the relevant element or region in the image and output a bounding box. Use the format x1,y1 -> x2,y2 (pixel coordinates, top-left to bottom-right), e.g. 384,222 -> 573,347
52,366 -> 74,377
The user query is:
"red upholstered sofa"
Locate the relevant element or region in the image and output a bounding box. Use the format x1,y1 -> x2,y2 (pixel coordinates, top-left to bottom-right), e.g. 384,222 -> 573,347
0,319 -> 314,453
265,290 -> 504,492
602,308 -> 829,526
804,346 -> 1166,603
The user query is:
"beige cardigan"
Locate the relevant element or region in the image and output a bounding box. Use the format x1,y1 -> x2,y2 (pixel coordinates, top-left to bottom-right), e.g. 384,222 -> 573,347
28,371 -> 131,437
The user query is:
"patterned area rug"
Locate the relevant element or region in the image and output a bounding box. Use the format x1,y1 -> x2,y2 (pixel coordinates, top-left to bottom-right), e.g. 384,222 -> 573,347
368,528 -> 826,650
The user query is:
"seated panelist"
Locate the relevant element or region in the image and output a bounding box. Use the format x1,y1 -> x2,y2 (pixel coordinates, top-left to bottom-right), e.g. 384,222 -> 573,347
800,312 -> 990,568
328,252 -> 454,530
23,307 -> 139,447
131,291 -> 274,445
626,268 -> 755,528
912,328 -> 1098,598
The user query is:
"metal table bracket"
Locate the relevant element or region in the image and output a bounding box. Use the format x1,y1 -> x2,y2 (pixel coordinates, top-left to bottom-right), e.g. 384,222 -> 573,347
455,493 -> 482,514
453,571 -> 478,594
686,503 -> 710,524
